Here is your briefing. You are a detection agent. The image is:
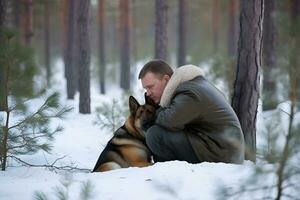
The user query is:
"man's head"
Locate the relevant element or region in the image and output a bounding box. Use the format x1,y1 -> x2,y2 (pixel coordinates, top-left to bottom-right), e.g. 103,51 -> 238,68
138,60 -> 173,104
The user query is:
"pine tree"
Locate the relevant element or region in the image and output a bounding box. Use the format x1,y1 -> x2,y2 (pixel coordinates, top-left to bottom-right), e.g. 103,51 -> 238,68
94,93 -> 129,133
0,31 -> 72,171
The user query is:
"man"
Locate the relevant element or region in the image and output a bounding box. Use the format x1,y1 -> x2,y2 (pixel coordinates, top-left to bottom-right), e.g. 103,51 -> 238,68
139,59 -> 245,164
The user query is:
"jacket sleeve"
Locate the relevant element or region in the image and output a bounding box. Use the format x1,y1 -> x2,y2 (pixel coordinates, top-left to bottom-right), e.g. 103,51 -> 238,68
155,90 -> 202,131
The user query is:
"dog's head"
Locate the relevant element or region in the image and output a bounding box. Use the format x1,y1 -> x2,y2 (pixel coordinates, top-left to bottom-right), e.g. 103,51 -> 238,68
126,94 -> 158,139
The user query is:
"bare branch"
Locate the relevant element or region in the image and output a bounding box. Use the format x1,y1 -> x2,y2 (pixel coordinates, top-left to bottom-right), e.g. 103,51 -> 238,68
8,155 -> 91,173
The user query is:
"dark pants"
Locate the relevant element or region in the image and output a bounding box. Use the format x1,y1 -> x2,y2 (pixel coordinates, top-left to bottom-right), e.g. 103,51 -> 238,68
145,125 -> 199,163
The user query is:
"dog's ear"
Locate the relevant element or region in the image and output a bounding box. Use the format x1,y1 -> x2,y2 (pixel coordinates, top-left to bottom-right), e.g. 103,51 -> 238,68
144,92 -> 158,108
129,96 -> 140,116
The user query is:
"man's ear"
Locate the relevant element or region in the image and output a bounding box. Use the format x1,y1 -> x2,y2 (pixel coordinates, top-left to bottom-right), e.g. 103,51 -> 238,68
129,96 -> 140,116
163,74 -> 171,82
144,93 -> 158,108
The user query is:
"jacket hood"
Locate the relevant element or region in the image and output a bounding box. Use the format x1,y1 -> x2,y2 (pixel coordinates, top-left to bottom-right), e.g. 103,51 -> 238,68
159,65 -> 205,107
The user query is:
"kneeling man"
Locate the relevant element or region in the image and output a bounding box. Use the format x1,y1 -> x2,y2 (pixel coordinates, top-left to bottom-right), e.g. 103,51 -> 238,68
139,60 -> 245,164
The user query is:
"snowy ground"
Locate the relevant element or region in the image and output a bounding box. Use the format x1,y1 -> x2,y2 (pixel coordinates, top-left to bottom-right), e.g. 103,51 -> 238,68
0,105 -> 254,200
0,60 -> 298,200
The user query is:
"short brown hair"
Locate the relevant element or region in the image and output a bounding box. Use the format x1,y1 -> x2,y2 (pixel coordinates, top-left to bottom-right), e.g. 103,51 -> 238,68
138,59 -> 173,79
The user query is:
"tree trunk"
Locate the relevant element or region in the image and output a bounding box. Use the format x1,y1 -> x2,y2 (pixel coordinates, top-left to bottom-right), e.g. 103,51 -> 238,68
65,0 -> 77,99
1,110 -> 9,171
177,0 -> 187,66
98,0 -> 106,94
44,0 -> 51,86
131,0 -> 137,67
119,0 -> 130,91
0,17 -> 10,169
155,0 -> 168,61
228,0 -> 238,58
231,0 -> 264,162
61,0 -> 68,78
12,0 -> 21,30
0,0 -> 7,111
212,0 -> 220,53
0,0 -> 6,26
78,0 -> 91,114
22,0 -> 33,46
262,0 -> 278,111
289,0 -> 300,104
226,0 -> 239,99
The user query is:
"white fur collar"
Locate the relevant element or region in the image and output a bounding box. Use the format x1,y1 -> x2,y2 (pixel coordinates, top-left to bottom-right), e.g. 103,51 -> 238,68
159,65 -> 204,107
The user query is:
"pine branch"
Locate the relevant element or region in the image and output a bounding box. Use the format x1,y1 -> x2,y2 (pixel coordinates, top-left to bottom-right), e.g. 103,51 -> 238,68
80,180 -> 94,200
8,101 -> 48,131
8,94 -> 71,131
8,89 -> 46,113
8,126 -> 59,142
8,129 -> 58,153
33,191 -> 49,200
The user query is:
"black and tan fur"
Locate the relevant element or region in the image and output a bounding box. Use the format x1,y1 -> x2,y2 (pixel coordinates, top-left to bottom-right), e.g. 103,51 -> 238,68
92,94 -> 157,172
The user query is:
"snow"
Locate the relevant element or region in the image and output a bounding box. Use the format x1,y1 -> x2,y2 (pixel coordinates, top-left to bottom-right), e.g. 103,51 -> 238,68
0,59 -> 296,200
0,159 -> 254,200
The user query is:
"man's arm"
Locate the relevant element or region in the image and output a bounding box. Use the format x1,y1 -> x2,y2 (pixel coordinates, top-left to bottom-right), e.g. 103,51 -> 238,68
156,91 -> 202,131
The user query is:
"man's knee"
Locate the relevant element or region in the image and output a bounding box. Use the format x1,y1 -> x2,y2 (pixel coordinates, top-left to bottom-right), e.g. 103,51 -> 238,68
145,125 -> 164,147
145,125 -> 174,162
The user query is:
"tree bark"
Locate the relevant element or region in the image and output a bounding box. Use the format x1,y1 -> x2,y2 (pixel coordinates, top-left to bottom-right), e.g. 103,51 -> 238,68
0,0 -> 7,111
228,0 -> 238,58
22,0 -> 33,46
11,0 -> 21,30
289,0 -> 300,103
177,0 -> 187,66
1,109 -> 9,171
231,0 -> 264,162
226,0 -> 239,99
119,0 -> 131,91
0,8 -> 10,168
65,0 -> 77,99
78,0 -> 91,114
44,0 -> 51,86
262,0 -> 278,110
61,0 -> 68,78
155,0 -> 168,61
98,0 -> 106,94
0,0 -> 6,27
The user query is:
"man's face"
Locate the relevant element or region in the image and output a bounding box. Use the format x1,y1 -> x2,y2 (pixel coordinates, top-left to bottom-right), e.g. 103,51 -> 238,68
141,72 -> 170,104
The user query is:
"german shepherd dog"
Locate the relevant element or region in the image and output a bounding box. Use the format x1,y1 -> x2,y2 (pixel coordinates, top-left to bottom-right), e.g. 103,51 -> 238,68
92,94 -> 157,172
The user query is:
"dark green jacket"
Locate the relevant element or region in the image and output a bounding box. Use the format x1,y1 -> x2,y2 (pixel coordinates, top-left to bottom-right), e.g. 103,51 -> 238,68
156,76 -> 245,164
